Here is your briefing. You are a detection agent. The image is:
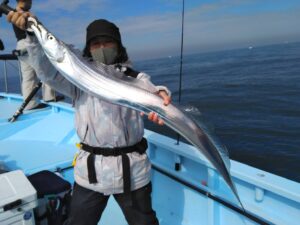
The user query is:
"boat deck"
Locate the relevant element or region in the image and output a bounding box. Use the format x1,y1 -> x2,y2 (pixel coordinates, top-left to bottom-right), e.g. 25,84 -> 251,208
0,93 -> 299,225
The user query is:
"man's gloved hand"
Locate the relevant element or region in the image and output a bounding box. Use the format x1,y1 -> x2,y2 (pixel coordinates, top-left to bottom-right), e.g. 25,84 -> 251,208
141,90 -> 172,126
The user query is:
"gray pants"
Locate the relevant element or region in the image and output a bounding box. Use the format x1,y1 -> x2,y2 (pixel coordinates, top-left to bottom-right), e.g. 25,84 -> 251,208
17,39 -> 56,110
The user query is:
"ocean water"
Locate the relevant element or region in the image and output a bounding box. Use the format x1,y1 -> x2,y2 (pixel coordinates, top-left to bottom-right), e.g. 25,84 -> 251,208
135,42 -> 300,183
1,42 -> 300,182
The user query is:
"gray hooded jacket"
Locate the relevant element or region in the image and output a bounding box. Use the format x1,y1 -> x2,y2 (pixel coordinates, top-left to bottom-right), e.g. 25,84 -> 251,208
23,35 -> 170,195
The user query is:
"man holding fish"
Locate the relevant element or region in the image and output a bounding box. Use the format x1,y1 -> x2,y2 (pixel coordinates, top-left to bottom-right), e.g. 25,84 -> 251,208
6,0 -> 245,222
7,9 -> 171,225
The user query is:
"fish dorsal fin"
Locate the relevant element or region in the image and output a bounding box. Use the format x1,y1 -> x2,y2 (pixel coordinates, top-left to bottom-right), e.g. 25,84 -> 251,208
180,104 -> 231,170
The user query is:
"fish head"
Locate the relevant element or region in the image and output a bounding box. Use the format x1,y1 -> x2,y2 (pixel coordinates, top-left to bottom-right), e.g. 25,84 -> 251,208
28,17 -> 65,63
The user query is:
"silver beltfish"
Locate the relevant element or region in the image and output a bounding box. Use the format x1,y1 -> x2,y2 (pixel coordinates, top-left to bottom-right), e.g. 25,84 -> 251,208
27,17 -> 244,210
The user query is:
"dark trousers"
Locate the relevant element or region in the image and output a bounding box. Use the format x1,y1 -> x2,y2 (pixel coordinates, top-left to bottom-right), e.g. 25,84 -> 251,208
64,182 -> 159,225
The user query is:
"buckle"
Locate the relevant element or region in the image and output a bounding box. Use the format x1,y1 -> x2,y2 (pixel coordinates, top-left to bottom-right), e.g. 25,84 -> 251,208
75,143 -> 82,149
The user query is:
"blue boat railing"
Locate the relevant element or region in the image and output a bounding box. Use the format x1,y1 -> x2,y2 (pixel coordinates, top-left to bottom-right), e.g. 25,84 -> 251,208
0,54 -> 22,93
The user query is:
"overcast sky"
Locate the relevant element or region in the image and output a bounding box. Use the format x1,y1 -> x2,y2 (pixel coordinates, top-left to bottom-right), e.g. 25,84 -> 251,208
0,0 -> 300,60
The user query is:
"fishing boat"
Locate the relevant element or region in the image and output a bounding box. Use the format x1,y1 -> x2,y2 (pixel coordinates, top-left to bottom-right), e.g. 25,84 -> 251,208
0,55 -> 300,225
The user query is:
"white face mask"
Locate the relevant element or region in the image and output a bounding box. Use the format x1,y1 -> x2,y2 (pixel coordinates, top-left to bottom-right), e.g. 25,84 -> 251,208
91,47 -> 118,65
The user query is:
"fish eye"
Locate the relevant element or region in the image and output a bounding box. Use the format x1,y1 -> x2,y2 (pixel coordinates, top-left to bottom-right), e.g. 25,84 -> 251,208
47,34 -> 55,40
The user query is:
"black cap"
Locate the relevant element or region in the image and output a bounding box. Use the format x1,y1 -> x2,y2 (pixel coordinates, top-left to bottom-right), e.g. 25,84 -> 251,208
83,19 -> 122,57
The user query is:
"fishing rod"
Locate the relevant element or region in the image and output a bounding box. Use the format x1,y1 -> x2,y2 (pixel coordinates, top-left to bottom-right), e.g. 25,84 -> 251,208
8,81 -> 42,122
0,0 -> 14,17
176,0 -> 185,147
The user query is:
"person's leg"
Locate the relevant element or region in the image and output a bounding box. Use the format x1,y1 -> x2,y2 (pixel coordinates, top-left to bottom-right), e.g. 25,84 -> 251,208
113,182 -> 159,225
42,83 -> 56,102
16,40 -> 40,110
64,183 -> 109,225
19,58 -> 40,110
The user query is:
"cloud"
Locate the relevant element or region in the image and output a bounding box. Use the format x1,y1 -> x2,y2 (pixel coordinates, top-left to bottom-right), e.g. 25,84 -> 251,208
183,4 -> 300,53
1,0 -> 300,60
42,17 -> 88,48
34,0 -> 109,14
116,1 -> 300,58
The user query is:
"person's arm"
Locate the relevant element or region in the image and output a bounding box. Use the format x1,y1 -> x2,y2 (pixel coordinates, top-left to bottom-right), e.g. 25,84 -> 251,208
16,0 -> 31,12
136,72 -> 172,125
136,72 -> 171,97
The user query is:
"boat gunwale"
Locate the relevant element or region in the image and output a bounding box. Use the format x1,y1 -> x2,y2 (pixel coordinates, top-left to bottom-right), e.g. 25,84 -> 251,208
1,92 -> 299,203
